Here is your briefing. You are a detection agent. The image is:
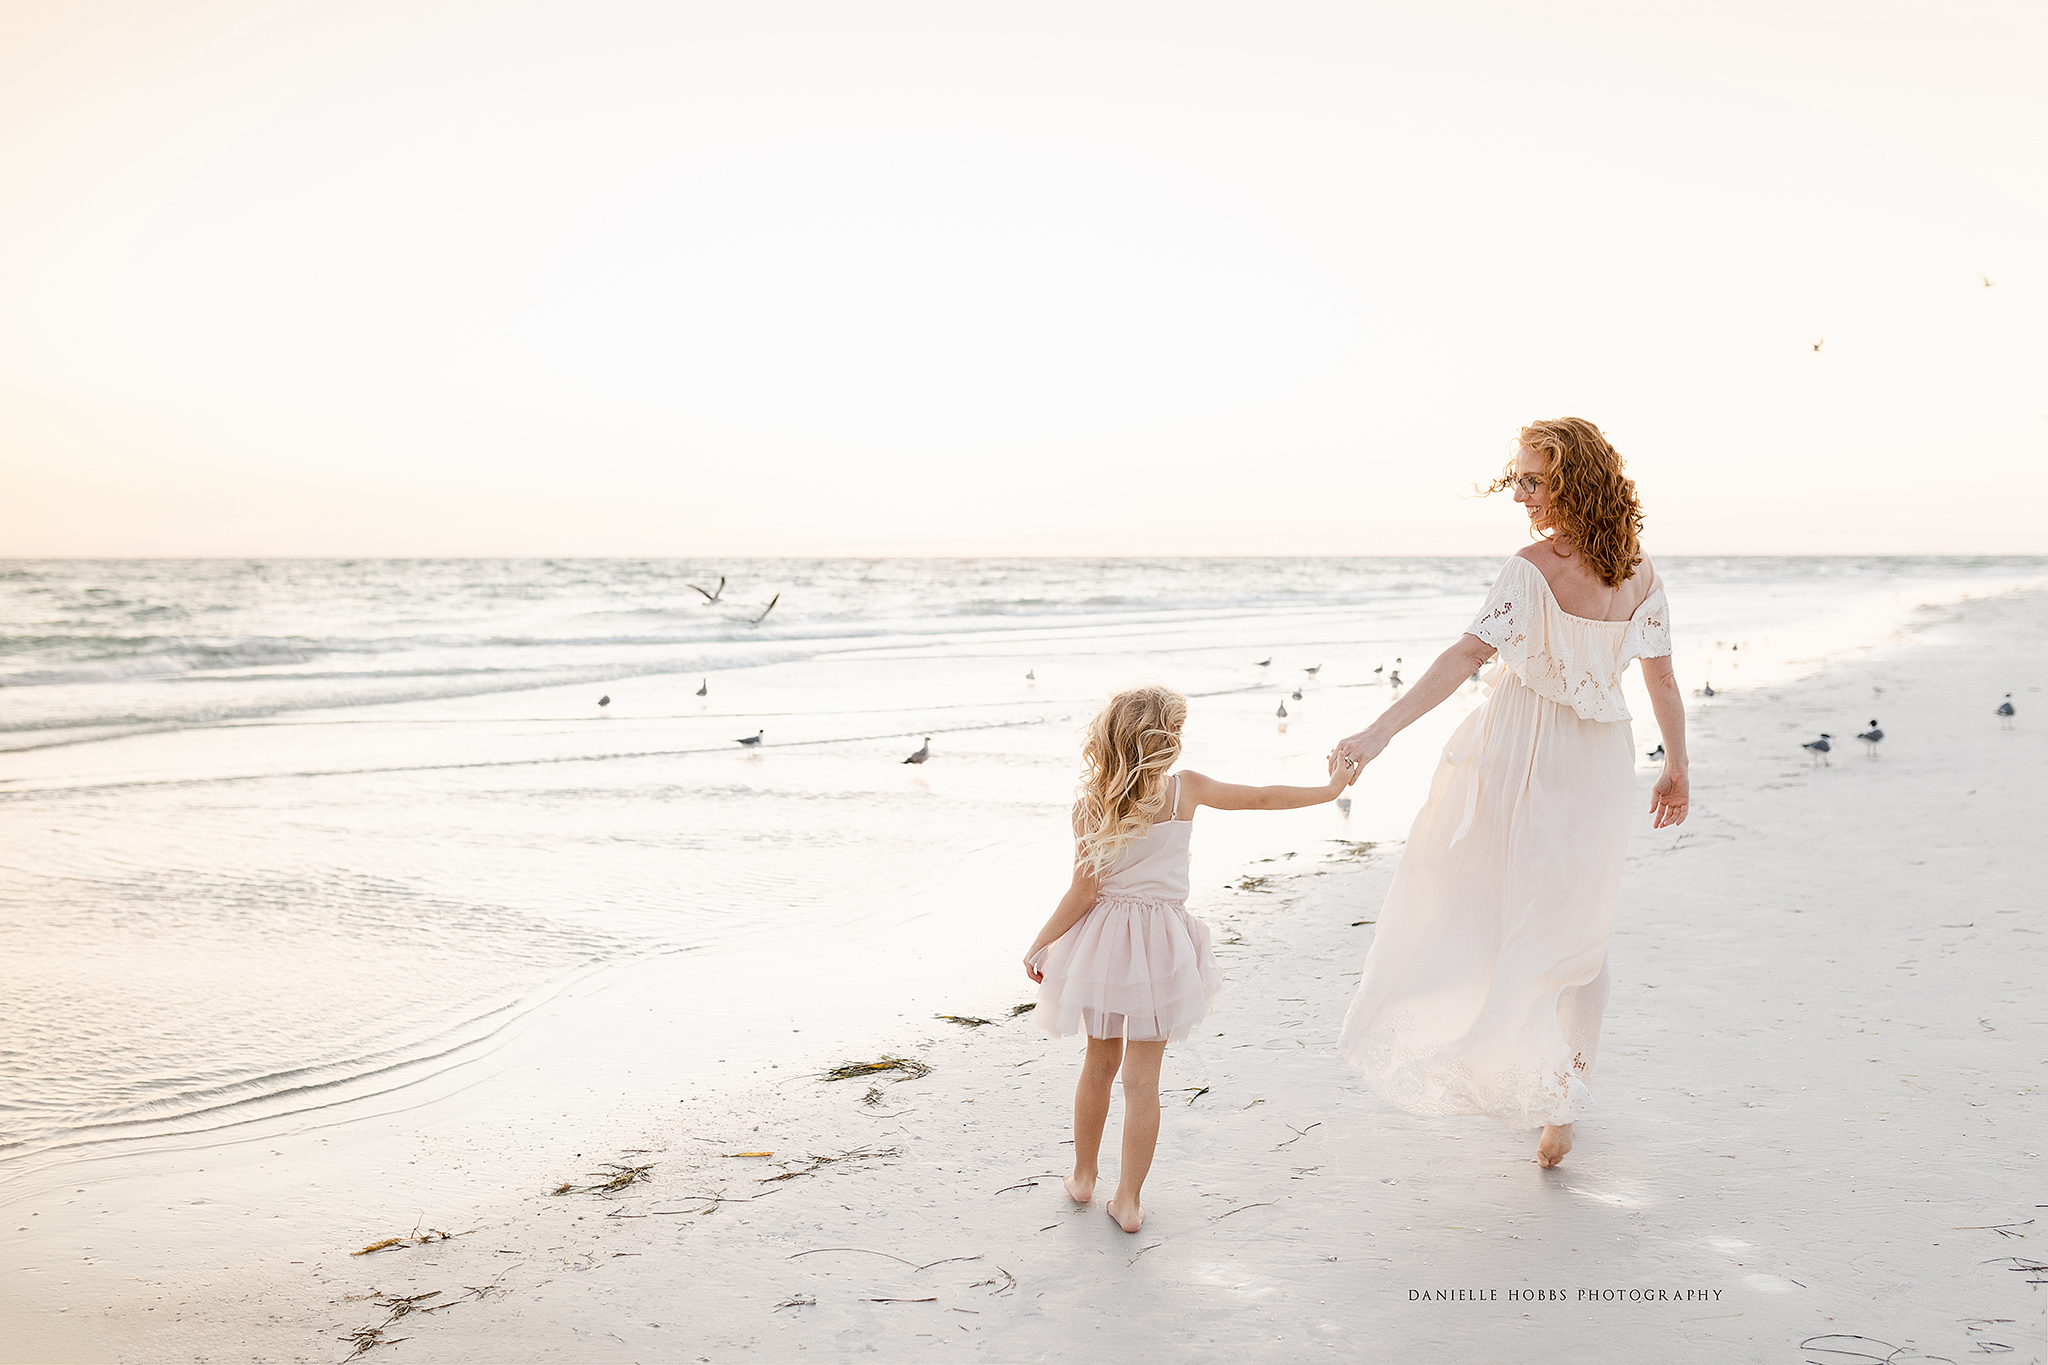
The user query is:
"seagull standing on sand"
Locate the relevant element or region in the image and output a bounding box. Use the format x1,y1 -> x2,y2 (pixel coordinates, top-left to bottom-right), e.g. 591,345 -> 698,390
1276,700 -> 1289,719
1702,682 -> 1716,697
1803,733 -> 1832,765
737,730 -> 764,747
1648,743 -> 1665,761
696,678 -> 708,697
689,576 -> 727,603
1389,669 -> 1403,687
903,737 -> 931,765
598,694 -> 610,710
1305,664 -> 1322,677
1025,668 -> 1035,682
1857,720 -> 1883,754
1997,694 -> 2016,727
1255,657 -> 1272,668
1291,687 -> 1303,701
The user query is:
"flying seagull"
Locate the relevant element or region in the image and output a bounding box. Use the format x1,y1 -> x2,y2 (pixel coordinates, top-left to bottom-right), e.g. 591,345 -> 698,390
1648,742 -> 1665,761
737,730 -> 764,747
753,593 -> 780,625
689,576 -> 727,603
903,737 -> 931,765
1812,339 -> 1825,352
696,678 -> 708,697
1857,720 -> 1883,753
598,694 -> 610,709
1803,733 -> 1832,765
1982,274 -> 1995,288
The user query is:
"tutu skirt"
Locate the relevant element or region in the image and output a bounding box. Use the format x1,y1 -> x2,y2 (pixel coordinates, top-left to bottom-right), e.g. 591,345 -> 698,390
1030,894 -> 1222,1042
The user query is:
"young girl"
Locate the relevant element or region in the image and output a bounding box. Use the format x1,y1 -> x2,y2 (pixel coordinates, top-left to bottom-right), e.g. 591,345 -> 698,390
1023,683 -> 1354,1233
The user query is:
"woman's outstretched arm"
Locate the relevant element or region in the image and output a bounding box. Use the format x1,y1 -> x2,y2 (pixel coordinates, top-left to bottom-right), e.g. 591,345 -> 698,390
1330,634 -> 1497,775
1639,654 -> 1689,827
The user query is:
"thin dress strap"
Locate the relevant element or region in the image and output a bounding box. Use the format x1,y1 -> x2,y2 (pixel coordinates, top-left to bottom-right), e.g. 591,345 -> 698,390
1170,773 -> 1181,820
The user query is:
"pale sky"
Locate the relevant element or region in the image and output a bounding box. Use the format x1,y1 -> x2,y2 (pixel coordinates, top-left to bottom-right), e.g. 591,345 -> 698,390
1,1 -> 2043,557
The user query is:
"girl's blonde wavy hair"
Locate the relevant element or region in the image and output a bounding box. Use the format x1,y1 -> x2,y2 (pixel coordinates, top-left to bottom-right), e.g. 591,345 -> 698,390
1486,416 -> 1646,588
1075,683 -> 1187,876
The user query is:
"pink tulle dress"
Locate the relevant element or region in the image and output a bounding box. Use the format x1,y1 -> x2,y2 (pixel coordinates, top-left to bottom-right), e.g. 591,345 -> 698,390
1030,775 -> 1224,1043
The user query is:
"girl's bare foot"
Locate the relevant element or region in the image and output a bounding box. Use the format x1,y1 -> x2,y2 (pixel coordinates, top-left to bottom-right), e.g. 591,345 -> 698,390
1535,1123 -> 1573,1168
1106,1190 -> 1144,1233
1063,1172 -> 1096,1203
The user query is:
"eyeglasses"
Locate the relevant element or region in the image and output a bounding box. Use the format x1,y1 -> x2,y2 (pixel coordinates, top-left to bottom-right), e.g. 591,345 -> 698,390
1506,474 -> 1546,495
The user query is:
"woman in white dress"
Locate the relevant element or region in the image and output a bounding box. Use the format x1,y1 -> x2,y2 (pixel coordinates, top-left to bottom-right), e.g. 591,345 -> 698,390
1331,418 -> 1690,1169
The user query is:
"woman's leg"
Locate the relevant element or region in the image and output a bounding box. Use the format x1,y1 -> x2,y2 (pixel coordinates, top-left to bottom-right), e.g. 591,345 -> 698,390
1107,1040 -> 1167,1232
1541,954 -> 1608,1168
1067,1034 -> 1124,1201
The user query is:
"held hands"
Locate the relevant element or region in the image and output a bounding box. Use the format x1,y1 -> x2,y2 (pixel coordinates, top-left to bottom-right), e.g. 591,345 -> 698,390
1650,765 -> 1689,828
1324,749 -> 1358,793
1330,728 -> 1386,783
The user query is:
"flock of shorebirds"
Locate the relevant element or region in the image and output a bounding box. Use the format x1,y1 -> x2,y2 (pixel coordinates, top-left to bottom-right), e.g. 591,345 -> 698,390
1796,694 -> 2016,767
681,575 -> 781,625
596,577 -> 2027,771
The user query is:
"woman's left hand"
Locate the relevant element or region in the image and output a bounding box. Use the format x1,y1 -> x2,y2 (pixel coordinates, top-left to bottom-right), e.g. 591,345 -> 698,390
1331,727 -> 1388,779
1022,951 -> 1044,984
1650,766 -> 1689,828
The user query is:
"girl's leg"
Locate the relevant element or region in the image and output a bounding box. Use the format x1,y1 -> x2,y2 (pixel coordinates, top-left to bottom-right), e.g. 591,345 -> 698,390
1066,1034 -> 1124,1202
1106,1040 -> 1167,1232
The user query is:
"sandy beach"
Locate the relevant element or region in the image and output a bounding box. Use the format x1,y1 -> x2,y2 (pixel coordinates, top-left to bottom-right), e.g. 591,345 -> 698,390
12,582 -> 2043,1363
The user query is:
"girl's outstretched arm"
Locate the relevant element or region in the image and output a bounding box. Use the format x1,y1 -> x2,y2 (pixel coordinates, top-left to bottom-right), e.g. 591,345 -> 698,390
1331,634 -> 1496,773
1180,755 -> 1349,813
1023,843 -> 1101,983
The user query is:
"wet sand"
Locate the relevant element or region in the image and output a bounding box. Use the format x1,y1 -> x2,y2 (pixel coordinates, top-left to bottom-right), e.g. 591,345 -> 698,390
13,587 -> 2047,1363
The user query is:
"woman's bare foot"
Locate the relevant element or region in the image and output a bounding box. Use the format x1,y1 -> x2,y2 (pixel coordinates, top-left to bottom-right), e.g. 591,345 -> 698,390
1105,1190 -> 1144,1233
1535,1123 -> 1573,1168
1062,1172 -> 1096,1203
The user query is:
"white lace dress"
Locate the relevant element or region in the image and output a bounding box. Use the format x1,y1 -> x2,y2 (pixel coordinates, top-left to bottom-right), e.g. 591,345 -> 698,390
1337,557 -> 1671,1128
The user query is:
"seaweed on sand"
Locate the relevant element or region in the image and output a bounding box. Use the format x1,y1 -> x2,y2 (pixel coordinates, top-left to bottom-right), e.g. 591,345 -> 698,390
935,1014 -> 994,1027
549,1161 -> 655,1197
758,1145 -> 905,1183
341,1283 -> 502,1359
350,1226 -> 467,1256
819,1056 -> 931,1084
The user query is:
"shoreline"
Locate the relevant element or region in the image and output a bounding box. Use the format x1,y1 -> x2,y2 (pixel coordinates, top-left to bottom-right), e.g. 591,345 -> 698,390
16,581 -> 2048,1358
10,584 -> 2048,1361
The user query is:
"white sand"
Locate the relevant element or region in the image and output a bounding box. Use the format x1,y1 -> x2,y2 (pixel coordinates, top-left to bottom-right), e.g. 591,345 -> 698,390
18,588 -> 2047,1363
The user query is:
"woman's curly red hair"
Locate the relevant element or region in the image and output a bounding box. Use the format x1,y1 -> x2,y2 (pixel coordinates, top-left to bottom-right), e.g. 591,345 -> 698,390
1487,417 -> 1645,588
